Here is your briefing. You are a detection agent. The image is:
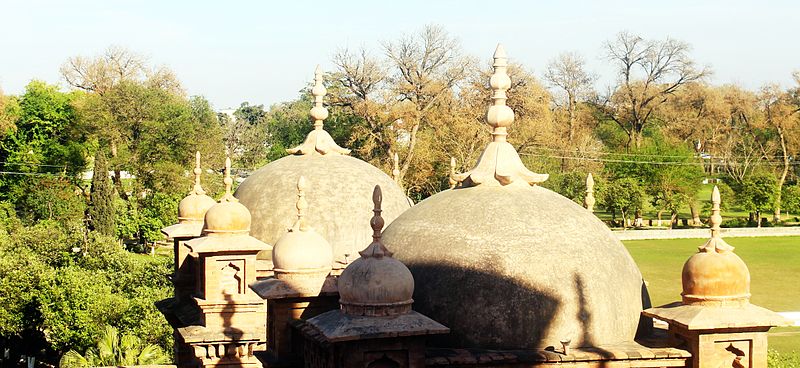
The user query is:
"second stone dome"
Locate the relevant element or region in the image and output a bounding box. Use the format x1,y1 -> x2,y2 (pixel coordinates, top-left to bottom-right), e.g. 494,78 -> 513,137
235,154 -> 410,262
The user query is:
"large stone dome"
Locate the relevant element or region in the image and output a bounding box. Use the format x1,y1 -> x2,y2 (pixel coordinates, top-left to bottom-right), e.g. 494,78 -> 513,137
381,185 -> 647,349
235,154 -> 411,262
380,44 -> 647,349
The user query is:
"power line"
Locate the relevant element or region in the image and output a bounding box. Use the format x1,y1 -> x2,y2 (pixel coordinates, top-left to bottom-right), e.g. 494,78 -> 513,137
521,144 -> 792,162
520,153 -> 800,167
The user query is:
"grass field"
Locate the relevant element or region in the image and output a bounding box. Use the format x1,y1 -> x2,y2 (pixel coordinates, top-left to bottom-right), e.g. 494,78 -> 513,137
623,236 -> 800,354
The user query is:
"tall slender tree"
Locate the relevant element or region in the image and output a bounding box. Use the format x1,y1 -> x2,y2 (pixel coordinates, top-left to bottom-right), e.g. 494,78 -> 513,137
89,150 -> 115,236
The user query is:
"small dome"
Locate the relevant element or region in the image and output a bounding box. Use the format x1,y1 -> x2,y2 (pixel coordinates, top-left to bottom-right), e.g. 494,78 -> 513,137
681,186 -> 750,306
272,176 -> 334,274
177,152 -> 217,223
234,66 -> 410,262
203,158 -> 251,235
381,45 -> 645,349
338,186 -> 414,317
682,251 -> 750,305
179,194 -> 217,223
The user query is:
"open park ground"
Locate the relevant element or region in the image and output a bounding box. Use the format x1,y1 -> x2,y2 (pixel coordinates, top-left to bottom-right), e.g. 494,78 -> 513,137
623,236 -> 800,354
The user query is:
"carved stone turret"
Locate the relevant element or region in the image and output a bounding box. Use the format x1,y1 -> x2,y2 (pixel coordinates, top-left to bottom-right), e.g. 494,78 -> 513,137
297,185 -> 448,368
643,186 -> 788,368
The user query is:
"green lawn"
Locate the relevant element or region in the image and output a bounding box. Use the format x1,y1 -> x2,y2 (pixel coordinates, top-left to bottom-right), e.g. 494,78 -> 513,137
623,236 -> 800,354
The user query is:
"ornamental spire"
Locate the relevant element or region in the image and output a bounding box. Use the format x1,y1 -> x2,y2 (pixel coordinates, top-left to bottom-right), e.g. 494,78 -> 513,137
584,173 -> 595,212
286,65 -> 351,156
451,44 -> 548,187
358,185 -> 393,259
698,186 -> 733,253
191,151 -> 206,195
292,176 -> 309,231
220,156 -> 238,203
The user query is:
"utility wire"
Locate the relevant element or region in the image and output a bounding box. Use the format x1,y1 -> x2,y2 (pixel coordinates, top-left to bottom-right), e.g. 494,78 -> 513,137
520,153 -> 800,166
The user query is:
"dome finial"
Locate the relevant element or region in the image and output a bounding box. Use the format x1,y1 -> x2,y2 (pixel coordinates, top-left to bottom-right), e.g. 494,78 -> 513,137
191,151 -> 206,196
358,185 -> 393,259
220,156 -> 237,203
584,173 -> 596,212
699,185 -> 733,253
293,176 -> 309,231
449,157 -> 458,189
391,152 -> 400,183
451,45 -> 549,187
286,66 -> 351,156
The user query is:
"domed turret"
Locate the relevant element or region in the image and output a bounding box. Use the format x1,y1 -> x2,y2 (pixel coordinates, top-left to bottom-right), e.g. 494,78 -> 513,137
682,186 -> 750,306
235,66 -> 411,264
381,45 -> 646,349
271,176 -> 333,292
338,185 -> 414,317
178,152 -> 218,224
204,157 -> 251,235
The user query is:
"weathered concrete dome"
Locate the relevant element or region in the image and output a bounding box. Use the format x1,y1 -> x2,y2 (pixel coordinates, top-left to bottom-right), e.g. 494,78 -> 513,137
272,229 -> 333,273
203,200 -> 251,234
381,184 -> 647,349
235,154 -> 411,262
178,193 -> 217,223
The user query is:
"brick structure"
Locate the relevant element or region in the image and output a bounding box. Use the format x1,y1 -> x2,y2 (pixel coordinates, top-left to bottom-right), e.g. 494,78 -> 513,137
297,185 -> 448,368
158,48 -> 789,368
250,176 -> 341,366
644,186 -> 788,368
161,157 -> 271,368
161,152 -> 217,301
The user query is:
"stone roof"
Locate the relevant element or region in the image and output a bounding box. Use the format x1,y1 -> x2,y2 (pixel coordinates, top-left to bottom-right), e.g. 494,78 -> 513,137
297,310 -> 448,344
380,45 -> 646,349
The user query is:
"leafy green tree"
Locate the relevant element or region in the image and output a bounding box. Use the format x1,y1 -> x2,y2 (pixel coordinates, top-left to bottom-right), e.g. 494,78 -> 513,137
89,150 -> 115,235
782,185 -> 800,216
18,178 -> 86,224
730,173 -> 778,227
59,325 -> 168,368
0,81 -> 87,203
600,177 -> 644,228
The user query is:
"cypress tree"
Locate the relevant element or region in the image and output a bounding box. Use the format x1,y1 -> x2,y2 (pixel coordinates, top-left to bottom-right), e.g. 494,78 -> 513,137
89,149 -> 116,236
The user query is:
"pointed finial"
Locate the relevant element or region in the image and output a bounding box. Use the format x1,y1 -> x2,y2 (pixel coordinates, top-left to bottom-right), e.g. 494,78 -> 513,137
358,185 -> 393,258
487,43 -> 514,143
699,185 -> 733,252
392,152 -> 400,183
310,65 -> 329,130
449,157 -> 458,189
191,151 -> 206,195
286,66 -> 351,155
220,156 -> 237,202
450,45 -> 548,187
293,176 -> 309,231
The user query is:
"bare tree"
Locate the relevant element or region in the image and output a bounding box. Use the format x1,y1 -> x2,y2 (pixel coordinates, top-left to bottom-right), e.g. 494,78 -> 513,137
760,83 -> 799,222
61,46 -> 181,95
601,32 -> 709,149
544,52 -> 596,144
381,24 -> 473,184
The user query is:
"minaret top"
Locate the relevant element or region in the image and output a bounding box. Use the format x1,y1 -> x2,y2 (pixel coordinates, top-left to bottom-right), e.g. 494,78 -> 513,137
698,186 -> 734,253
286,65 -> 351,156
358,185 -> 393,259
191,151 -> 206,195
451,44 -> 548,187
220,157 -> 237,203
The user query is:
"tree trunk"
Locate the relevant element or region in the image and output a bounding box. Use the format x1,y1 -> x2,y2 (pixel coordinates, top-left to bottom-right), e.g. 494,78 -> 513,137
109,141 -> 129,201
670,211 -> 678,229
657,210 -> 663,227
689,202 -> 701,226
620,209 -> 627,230
756,210 -> 762,228
774,125 -> 789,223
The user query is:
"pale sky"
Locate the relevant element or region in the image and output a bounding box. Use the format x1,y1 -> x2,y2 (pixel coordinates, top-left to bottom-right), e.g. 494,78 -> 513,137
1,0 -> 797,109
